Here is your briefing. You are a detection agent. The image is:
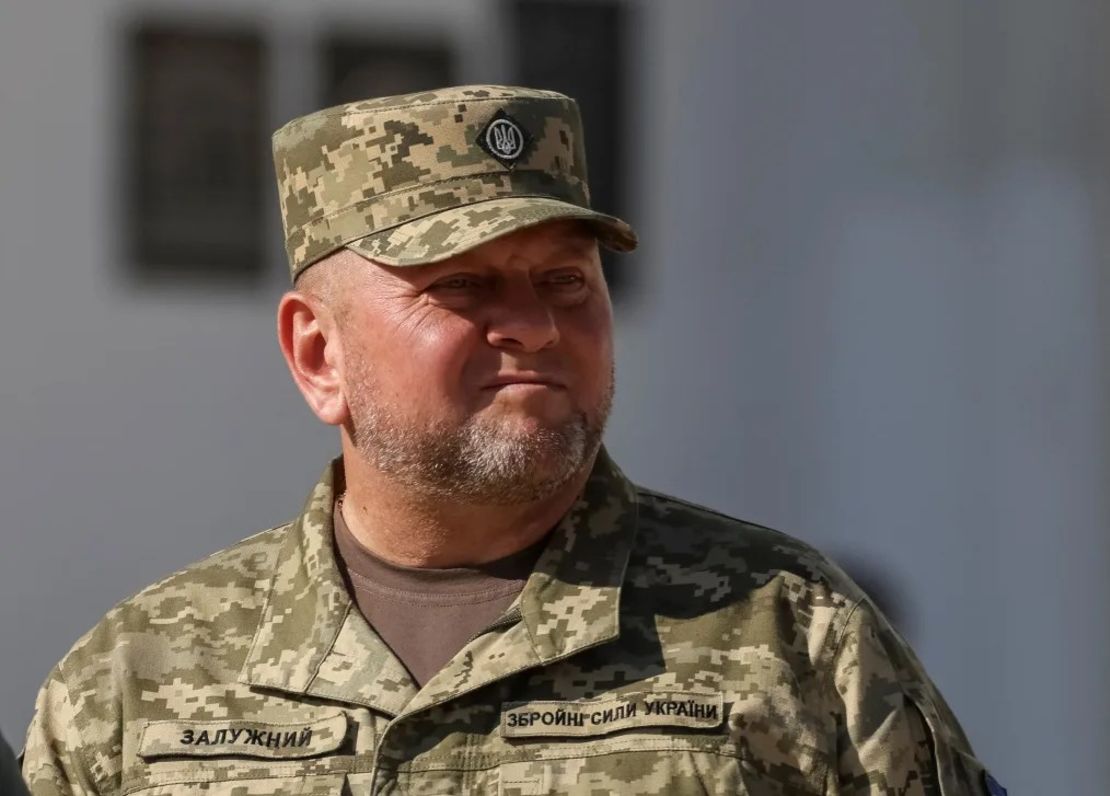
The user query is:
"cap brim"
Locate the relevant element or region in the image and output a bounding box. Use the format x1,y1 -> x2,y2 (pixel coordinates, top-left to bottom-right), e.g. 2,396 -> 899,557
344,196 -> 638,267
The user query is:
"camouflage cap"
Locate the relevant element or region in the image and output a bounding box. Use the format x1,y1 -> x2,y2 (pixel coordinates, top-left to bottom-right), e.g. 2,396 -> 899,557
272,85 -> 638,281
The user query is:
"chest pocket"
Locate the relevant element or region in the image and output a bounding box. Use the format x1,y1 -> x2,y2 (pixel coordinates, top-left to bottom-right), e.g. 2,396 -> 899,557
498,754 -> 813,796
494,686 -> 826,796
130,773 -> 346,796
129,711 -> 350,795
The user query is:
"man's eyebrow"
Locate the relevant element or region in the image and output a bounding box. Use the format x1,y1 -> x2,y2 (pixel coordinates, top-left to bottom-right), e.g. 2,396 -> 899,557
540,238 -> 599,264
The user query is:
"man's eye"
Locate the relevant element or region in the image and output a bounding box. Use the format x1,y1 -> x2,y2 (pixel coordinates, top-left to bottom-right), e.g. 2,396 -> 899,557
431,275 -> 483,290
544,271 -> 586,288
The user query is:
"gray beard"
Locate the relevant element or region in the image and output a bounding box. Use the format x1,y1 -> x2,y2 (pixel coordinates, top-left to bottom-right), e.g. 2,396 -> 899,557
347,372 -> 611,505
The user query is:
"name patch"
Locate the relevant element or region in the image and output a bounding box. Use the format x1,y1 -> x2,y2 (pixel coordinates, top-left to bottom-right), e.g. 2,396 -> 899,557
501,692 -> 723,739
138,710 -> 348,760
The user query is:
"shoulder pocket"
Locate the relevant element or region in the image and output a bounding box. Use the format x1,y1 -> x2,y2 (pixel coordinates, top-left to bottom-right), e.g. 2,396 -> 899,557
138,710 -> 348,761
904,684 -> 992,796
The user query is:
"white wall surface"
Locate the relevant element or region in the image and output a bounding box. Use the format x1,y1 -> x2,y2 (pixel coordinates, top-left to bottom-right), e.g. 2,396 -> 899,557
2,1 -> 1107,793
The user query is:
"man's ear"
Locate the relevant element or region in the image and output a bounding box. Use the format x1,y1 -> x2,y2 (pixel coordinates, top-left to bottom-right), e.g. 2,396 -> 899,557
277,290 -> 349,426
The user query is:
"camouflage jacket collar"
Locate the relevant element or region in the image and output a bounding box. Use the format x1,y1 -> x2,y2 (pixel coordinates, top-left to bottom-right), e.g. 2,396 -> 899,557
517,446 -> 638,662
240,447 -> 639,715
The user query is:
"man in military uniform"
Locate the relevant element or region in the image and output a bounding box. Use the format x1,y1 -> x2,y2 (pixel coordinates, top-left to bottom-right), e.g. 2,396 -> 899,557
23,86 -> 1003,795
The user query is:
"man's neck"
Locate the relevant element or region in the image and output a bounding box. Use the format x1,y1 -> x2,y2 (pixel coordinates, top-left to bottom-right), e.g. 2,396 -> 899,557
337,443 -> 595,568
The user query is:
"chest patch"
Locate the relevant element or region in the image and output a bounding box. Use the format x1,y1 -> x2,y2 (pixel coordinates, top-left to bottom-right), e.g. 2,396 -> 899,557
138,710 -> 348,760
501,692 -> 723,739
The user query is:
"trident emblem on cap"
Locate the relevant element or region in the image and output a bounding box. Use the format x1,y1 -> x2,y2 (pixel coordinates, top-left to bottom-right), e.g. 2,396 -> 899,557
486,118 -> 524,159
476,109 -> 533,169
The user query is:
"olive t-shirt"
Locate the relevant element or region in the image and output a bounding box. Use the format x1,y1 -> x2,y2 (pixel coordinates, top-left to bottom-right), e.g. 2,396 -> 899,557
333,504 -> 547,687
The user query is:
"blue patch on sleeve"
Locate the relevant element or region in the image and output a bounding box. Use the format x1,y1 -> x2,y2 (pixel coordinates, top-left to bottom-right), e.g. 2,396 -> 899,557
983,771 -> 1007,796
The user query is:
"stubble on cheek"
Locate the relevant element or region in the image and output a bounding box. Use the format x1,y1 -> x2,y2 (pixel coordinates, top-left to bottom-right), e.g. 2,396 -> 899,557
343,342 -> 614,504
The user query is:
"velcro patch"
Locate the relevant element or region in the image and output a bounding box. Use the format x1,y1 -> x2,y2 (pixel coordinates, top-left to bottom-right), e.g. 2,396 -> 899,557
501,692 -> 723,739
138,711 -> 348,760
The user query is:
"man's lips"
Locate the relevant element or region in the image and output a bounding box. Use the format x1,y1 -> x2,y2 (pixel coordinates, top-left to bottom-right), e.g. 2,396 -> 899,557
481,374 -> 567,390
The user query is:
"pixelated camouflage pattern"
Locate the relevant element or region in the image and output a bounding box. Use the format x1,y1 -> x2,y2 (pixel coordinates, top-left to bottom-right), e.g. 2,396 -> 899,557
272,85 -> 638,280
24,450 -> 994,795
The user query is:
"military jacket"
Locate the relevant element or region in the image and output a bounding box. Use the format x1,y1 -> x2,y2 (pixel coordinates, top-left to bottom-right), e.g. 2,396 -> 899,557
24,451 -> 995,795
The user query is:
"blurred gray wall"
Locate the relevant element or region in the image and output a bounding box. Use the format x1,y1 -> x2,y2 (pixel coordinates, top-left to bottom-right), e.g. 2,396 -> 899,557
2,1 -> 1107,793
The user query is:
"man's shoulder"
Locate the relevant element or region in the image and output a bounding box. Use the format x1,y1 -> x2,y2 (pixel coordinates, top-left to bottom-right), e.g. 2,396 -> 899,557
631,485 -> 863,605
55,522 -> 294,684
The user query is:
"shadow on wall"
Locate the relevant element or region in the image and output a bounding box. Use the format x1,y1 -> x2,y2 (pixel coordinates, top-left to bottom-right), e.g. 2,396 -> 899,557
833,552 -> 915,643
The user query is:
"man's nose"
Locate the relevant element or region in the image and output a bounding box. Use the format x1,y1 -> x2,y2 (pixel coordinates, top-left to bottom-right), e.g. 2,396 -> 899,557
484,284 -> 560,353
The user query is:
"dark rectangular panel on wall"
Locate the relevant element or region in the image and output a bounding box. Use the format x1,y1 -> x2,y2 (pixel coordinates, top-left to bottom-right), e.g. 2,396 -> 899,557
322,38 -> 455,108
125,23 -> 267,285
507,0 -> 632,297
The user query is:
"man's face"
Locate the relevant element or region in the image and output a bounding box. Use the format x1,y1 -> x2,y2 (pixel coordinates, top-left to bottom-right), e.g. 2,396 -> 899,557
333,220 -> 615,504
